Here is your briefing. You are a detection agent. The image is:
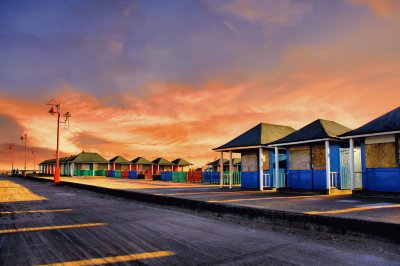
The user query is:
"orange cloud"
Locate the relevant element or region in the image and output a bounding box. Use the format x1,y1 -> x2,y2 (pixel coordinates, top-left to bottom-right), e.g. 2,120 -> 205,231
350,0 -> 400,19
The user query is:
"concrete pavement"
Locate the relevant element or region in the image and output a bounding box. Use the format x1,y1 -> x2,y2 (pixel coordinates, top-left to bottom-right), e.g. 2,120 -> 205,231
1,177 -> 400,265
13,175 -> 400,241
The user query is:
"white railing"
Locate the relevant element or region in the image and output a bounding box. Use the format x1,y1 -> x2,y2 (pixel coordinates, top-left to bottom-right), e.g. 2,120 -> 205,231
330,172 -> 339,188
355,171 -> 363,189
263,174 -> 273,188
279,173 -> 288,188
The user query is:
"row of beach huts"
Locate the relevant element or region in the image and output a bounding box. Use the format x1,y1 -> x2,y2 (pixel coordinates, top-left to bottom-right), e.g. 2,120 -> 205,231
40,106 -> 400,194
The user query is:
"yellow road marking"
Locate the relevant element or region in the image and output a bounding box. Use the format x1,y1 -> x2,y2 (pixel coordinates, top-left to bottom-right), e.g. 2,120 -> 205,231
36,251 -> 175,266
207,194 -> 337,203
305,204 -> 400,215
155,191 -> 254,196
0,209 -> 72,215
0,223 -> 106,234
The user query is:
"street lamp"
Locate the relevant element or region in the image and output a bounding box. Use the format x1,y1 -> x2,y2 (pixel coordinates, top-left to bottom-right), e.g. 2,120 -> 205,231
19,133 -> 27,177
9,144 -> 14,175
47,99 -> 71,184
32,150 -> 36,173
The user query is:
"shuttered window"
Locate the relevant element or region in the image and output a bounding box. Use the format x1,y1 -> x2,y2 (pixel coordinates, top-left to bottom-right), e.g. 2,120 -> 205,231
289,146 -> 310,170
311,145 -> 326,170
242,153 -> 258,172
365,142 -> 397,168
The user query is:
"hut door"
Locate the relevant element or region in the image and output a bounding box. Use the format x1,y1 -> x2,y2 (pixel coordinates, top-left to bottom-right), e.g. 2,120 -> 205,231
340,147 -> 362,189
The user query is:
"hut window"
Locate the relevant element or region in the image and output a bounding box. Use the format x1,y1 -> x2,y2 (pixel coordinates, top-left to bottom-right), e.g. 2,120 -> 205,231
311,144 -> 326,170
365,142 -> 397,168
263,150 -> 269,171
289,146 -> 310,170
242,153 -> 258,172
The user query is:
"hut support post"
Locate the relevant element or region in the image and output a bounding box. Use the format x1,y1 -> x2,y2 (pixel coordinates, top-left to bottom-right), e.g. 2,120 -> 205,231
229,151 -> 233,189
325,140 -> 331,194
349,138 -> 355,191
93,163 -> 95,176
259,147 -> 263,191
275,146 -> 279,189
129,164 -> 131,171
220,152 -> 224,188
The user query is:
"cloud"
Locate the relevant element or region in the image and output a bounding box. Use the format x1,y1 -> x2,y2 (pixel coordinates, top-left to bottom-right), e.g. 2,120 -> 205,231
206,0 -> 312,27
350,0 -> 400,19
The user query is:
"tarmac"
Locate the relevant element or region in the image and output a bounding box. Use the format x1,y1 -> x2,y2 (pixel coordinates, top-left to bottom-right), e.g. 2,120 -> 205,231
2,176 -> 399,265
14,175 -> 400,242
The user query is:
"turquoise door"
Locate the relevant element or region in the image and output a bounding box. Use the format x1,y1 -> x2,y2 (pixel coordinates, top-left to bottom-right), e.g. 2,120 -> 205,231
339,147 -> 362,189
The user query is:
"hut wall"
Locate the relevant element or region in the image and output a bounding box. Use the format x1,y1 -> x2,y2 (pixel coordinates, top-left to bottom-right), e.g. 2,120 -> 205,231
362,135 -> 400,192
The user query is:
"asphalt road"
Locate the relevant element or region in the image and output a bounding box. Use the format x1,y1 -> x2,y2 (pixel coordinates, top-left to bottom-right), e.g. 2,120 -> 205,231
1,176 -> 399,266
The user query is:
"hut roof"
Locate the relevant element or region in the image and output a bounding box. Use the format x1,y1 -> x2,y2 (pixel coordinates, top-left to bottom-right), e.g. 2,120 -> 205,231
341,106 -> 400,138
72,151 -> 108,163
131,157 -> 153,165
171,158 -> 193,166
109,155 -> 130,164
152,157 -> 173,166
270,119 -> 351,145
213,123 -> 295,150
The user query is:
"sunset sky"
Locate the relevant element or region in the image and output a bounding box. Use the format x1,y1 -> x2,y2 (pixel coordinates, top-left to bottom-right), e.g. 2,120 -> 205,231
0,0 -> 399,170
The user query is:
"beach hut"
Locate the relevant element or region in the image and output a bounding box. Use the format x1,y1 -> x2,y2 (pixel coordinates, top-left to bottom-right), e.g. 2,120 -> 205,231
269,119 -> 351,194
152,158 -> 173,174
70,151 -> 109,176
213,123 -> 295,190
171,158 -> 193,182
340,107 -> 400,193
130,157 -> 153,174
109,156 -> 131,171
171,158 -> 193,172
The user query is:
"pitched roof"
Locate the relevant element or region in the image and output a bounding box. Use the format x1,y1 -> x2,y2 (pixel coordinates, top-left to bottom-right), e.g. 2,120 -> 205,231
171,158 -> 193,166
213,123 -> 295,150
208,158 -> 241,166
131,157 -> 153,165
109,155 -> 130,164
72,151 -> 108,163
341,106 -> 400,137
270,119 -> 351,145
152,157 -> 173,166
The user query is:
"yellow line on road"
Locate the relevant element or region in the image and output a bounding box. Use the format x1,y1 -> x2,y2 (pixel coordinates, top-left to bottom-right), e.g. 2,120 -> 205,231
305,204 -> 400,215
36,251 -> 175,266
0,222 -> 106,234
0,208 -> 72,215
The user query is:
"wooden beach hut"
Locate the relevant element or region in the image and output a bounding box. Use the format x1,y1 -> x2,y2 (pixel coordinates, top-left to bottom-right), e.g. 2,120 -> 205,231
213,123 -> 295,190
130,157 -> 153,174
270,119 -> 351,194
109,156 -> 131,171
152,158 -> 173,174
340,106 -> 400,193
70,151 -> 109,176
171,158 -> 193,172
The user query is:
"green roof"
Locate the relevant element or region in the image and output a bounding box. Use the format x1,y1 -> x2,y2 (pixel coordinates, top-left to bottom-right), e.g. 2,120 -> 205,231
152,157 -> 173,166
214,123 -> 295,150
171,158 -> 193,166
72,151 -> 108,163
109,155 -> 130,164
131,157 -> 153,165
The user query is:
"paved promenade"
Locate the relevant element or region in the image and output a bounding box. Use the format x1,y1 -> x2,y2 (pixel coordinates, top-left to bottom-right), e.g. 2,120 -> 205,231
26,175 -> 400,227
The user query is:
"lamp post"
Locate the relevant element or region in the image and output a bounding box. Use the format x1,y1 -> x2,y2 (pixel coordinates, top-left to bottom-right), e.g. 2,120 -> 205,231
32,151 -> 36,173
19,133 -> 27,177
47,99 -> 71,184
9,144 -> 14,175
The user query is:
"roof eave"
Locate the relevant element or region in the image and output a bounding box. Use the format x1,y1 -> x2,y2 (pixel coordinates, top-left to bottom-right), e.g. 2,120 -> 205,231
340,130 -> 400,139
269,138 -> 334,147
